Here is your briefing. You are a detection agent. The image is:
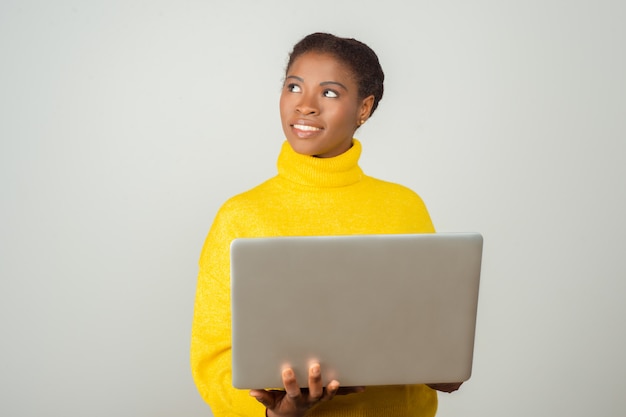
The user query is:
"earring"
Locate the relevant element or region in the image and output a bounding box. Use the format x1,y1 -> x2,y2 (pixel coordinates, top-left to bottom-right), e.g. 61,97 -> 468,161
359,119 -> 366,126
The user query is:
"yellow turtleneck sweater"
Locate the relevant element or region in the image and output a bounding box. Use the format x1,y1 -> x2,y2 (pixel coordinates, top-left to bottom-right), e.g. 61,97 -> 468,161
191,140 -> 438,417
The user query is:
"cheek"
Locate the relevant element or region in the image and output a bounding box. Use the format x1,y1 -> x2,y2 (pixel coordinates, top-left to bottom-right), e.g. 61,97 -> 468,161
328,104 -> 358,130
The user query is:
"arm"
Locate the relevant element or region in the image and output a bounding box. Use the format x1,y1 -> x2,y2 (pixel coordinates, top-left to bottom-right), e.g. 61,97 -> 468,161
190,209 -> 266,416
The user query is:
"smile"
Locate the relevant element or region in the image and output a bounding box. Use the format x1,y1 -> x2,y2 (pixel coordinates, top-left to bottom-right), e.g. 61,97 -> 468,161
293,124 -> 322,131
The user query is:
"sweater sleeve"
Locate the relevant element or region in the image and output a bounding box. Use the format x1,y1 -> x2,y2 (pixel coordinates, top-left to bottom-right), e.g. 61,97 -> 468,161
190,204 -> 265,417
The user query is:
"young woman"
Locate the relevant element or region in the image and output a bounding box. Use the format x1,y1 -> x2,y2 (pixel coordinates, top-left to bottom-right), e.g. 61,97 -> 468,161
191,32 -> 461,417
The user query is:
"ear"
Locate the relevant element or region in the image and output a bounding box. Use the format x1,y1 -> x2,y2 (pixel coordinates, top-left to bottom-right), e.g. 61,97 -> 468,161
358,95 -> 375,123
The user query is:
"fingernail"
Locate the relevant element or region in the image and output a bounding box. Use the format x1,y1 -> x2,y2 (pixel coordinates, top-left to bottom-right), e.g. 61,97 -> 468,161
283,368 -> 294,378
310,364 -> 320,375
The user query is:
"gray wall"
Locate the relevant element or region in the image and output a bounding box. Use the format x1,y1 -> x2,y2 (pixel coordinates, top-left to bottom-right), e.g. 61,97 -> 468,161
1,1 -> 624,416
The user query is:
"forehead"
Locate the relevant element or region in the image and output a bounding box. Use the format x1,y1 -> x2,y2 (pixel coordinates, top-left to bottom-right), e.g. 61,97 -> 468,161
287,52 -> 356,85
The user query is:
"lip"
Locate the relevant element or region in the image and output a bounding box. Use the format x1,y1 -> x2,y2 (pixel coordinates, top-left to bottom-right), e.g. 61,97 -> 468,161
290,119 -> 323,129
290,119 -> 324,138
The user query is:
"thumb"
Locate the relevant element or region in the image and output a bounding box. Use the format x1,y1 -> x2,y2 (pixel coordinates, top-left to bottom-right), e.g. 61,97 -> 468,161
250,389 -> 274,408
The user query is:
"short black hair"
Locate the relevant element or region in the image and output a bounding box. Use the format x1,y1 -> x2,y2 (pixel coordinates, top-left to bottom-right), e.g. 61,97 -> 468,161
286,32 -> 385,117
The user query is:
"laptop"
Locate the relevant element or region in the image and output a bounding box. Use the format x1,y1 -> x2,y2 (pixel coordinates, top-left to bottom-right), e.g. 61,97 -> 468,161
230,232 -> 483,389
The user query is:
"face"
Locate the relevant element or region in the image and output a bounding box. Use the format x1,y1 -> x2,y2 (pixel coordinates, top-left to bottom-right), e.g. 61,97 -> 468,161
279,52 -> 374,158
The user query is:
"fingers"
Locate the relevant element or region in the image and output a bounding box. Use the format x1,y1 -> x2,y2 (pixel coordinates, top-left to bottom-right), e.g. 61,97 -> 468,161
258,364 -> 361,416
309,363 -> 340,402
322,379 -> 340,402
307,364 -> 343,402
308,364 -> 323,400
281,368 -> 302,400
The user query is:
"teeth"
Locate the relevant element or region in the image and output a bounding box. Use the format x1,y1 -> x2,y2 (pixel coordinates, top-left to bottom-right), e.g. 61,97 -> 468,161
294,124 -> 321,131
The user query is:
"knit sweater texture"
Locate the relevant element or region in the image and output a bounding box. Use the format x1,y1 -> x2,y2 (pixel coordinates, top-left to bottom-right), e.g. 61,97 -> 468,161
191,140 -> 438,417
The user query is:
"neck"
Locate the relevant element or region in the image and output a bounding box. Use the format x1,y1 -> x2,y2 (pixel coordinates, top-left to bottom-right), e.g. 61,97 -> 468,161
276,139 -> 364,187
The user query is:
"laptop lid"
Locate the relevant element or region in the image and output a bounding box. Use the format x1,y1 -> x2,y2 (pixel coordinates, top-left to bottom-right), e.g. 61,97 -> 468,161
230,232 -> 483,389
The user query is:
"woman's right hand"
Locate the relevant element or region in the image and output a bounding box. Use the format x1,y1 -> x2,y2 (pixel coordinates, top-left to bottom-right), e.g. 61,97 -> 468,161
250,363 -> 364,417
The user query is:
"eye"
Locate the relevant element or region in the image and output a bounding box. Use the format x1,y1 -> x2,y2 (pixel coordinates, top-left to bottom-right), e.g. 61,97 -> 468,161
286,83 -> 301,93
323,89 -> 339,98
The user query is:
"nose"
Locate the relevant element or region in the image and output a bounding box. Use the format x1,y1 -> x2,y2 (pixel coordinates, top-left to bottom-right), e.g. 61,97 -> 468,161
296,92 -> 319,115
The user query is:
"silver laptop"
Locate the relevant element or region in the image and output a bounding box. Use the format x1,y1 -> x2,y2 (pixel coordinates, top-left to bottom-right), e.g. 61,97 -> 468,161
230,232 -> 483,389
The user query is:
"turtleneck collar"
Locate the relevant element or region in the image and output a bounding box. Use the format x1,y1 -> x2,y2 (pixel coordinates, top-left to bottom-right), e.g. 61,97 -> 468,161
276,139 -> 364,187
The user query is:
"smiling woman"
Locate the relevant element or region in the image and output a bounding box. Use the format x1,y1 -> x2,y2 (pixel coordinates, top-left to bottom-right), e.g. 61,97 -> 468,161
279,52 -> 373,158
190,32 -> 458,417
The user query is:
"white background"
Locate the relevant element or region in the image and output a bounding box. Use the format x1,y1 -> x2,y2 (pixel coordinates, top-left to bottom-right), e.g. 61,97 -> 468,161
1,1 -> 625,416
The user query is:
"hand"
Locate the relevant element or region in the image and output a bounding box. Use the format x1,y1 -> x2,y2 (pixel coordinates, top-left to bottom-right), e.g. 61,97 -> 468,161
250,364 -> 364,417
426,382 -> 463,393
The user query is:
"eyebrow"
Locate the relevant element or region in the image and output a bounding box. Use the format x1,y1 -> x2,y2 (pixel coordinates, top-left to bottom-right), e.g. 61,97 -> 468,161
320,81 -> 348,91
285,75 -> 348,91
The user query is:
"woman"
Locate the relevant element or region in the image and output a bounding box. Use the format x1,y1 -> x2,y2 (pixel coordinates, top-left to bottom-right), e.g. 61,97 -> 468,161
191,32 -> 461,417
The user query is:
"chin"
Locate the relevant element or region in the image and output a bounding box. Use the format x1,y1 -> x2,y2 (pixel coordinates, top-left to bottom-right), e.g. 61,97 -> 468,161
286,138 -> 320,156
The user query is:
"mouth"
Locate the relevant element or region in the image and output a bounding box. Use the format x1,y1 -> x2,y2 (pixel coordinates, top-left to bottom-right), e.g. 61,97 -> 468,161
292,124 -> 322,132
290,123 -> 323,139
